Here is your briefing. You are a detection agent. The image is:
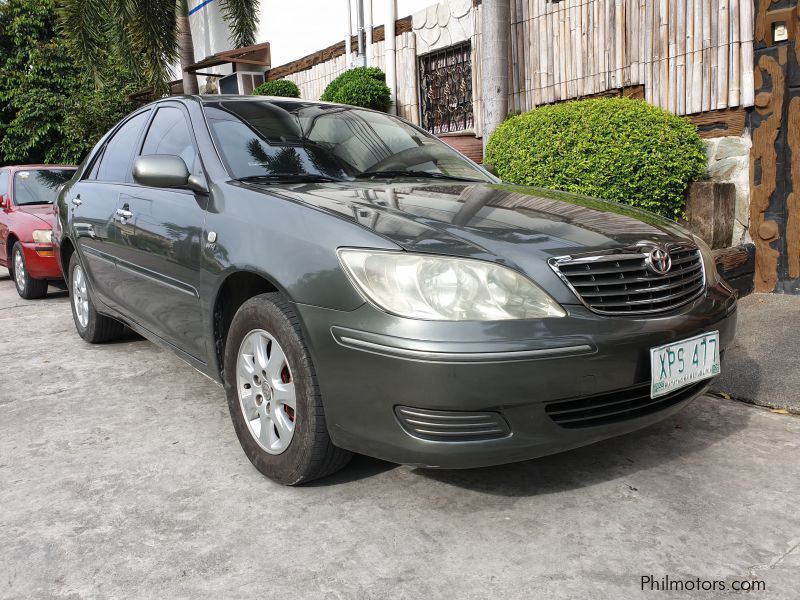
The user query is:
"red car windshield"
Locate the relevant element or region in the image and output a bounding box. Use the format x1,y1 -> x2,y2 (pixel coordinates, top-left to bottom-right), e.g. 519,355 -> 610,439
13,169 -> 75,205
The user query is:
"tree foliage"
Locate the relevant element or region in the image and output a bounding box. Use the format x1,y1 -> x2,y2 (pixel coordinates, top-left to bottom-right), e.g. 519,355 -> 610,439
0,0 -> 145,165
320,67 -> 390,111
252,79 -> 301,98
485,98 -> 707,219
58,0 -> 261,96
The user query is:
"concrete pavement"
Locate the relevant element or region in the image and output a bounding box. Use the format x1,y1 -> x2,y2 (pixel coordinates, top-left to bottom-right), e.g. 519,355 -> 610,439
712,293 -> 800,414
1,267 -> 799,599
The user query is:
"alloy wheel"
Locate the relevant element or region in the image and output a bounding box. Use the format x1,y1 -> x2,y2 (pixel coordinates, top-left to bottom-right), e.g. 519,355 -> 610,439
72,264 -> 90,328
236,329 -> 297,455
13,248 -> 25,293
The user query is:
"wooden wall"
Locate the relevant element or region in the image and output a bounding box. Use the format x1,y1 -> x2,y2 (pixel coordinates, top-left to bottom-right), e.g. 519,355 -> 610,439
749,0 -> 800,293
266,19 -> 420,125
505,0 -> 755,116
279,32 -> 419,124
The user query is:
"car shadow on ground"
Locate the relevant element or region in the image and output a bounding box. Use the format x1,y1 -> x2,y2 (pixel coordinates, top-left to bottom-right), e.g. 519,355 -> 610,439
311,396 -> 752,493
712,348 -> 764,406
304,454 -> 399,486
45,289 -> 69,300
112,328 -> 145,343
413,398 -> 751,496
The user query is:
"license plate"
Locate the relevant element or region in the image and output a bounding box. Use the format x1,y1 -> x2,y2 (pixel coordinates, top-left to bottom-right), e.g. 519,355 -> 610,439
650,332 -> 720,398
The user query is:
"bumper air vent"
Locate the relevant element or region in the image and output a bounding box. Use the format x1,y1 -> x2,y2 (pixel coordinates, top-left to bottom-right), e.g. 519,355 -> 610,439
545,381 -> 708,429
394,406 -> 510,441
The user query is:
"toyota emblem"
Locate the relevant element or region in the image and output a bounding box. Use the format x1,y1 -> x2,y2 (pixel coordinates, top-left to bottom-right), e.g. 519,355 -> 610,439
646,247 -> 672,275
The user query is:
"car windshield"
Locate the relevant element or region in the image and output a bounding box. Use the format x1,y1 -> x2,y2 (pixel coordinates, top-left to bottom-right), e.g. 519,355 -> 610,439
203,100 -> 493,183
13,169 -> 75,205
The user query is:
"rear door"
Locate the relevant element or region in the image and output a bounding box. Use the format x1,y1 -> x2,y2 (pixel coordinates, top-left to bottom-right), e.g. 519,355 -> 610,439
113,103 -> 208,359
67,110 -> 151,307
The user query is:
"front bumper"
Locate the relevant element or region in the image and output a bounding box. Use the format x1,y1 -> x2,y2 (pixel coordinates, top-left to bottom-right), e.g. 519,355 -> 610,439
296,282 -> 738,469
20,241 -> 62,280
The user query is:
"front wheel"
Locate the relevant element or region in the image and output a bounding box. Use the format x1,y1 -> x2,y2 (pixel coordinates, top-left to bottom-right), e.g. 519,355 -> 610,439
69,254 -> 125,343
11,242 -> 48,299
224,293 -> 351,485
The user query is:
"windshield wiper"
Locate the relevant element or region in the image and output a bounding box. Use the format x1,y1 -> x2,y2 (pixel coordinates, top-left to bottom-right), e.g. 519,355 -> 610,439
235,174 -> 344,184
354,170 -> 483,182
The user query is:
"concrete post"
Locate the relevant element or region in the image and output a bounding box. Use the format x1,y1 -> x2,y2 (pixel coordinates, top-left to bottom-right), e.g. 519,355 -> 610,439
480,0 -> 510,154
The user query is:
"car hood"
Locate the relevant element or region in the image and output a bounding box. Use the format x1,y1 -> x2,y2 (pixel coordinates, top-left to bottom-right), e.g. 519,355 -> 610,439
267,181 -> 694,264
16,204 -> 55,228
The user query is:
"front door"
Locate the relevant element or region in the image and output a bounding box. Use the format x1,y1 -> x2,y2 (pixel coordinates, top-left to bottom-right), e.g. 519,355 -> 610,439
751,0 -> 800,293
112,104 -> 208,360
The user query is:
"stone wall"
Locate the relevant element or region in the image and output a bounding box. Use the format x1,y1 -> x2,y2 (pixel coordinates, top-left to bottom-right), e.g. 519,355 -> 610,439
703,134 -> 752,245
411,0 -> 473,55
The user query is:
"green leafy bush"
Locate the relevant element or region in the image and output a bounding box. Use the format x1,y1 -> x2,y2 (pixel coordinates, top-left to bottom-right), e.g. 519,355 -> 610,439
320,66 -> 390,111
485,97 -> 707,218
252,79 -> 301,98
0,0 -> 145,165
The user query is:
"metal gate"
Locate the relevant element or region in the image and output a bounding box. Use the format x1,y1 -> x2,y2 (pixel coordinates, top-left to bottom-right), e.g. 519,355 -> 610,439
418,42 -> 474,135
751,0 -> 800,293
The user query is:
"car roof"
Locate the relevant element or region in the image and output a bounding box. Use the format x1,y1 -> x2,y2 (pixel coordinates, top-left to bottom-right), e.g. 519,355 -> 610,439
194,94 -> 310,104
3,164 -> 77,170
168,94 -> 395,120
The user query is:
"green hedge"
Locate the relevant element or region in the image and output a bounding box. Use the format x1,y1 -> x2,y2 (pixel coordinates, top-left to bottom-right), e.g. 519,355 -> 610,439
485,98 -> 707,219
320,67 -> 390,111
252,79 -> 301,98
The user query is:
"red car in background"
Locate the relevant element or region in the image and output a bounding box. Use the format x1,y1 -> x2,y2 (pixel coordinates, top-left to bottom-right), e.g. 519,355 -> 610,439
0,165 -> 77,298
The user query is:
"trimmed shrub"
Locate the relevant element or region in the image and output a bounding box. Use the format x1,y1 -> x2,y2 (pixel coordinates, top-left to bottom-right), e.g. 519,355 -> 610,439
252,79 -> 301,98
320,66 -> 390,111
485,97 -> 707,218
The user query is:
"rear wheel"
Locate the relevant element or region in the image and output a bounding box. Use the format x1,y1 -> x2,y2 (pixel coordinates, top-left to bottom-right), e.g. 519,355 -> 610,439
69,253 -> 125,343
11,242 -> 48,299
224,293 -> 351,485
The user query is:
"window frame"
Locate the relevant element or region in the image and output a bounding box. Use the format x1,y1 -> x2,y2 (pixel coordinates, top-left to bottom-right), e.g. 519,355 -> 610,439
83,107 -> 152,183
135,101 -> 207,191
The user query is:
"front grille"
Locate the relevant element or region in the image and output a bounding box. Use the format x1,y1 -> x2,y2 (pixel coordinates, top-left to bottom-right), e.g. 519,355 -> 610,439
545,381 -> 707,428
394,406 -> 510,441
551,244 -> 705,315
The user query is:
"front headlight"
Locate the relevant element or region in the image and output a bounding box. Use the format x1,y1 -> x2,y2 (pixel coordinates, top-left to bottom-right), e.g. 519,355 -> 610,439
32,229 -> 53,244
338,249 -> 566,320
693,236 -> 720,286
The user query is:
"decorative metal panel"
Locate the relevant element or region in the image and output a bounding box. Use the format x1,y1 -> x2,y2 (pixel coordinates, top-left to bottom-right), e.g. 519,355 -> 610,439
418,42 -> 473,134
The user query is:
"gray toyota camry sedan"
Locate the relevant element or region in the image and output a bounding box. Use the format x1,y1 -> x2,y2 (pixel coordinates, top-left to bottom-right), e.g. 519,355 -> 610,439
54,96 -> 737,485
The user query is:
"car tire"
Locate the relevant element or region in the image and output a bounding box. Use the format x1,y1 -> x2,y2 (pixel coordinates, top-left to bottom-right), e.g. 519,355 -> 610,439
11,242 -> 48,299
224,293 -> 352,485
68,253 -> 125,343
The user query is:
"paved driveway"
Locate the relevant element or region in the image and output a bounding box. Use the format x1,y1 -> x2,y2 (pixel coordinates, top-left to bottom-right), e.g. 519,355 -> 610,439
1,267 -> 798,599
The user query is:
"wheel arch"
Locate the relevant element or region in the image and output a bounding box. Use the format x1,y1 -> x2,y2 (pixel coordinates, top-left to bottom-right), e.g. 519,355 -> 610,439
59,236 -> 76,277
6,233 -> 19,263
211,269 -> 286,383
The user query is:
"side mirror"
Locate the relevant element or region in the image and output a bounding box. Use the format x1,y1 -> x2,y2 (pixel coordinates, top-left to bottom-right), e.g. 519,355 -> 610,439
133,155 -> 209,194
133,155 -> 190,189
0,195 -> 9,210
